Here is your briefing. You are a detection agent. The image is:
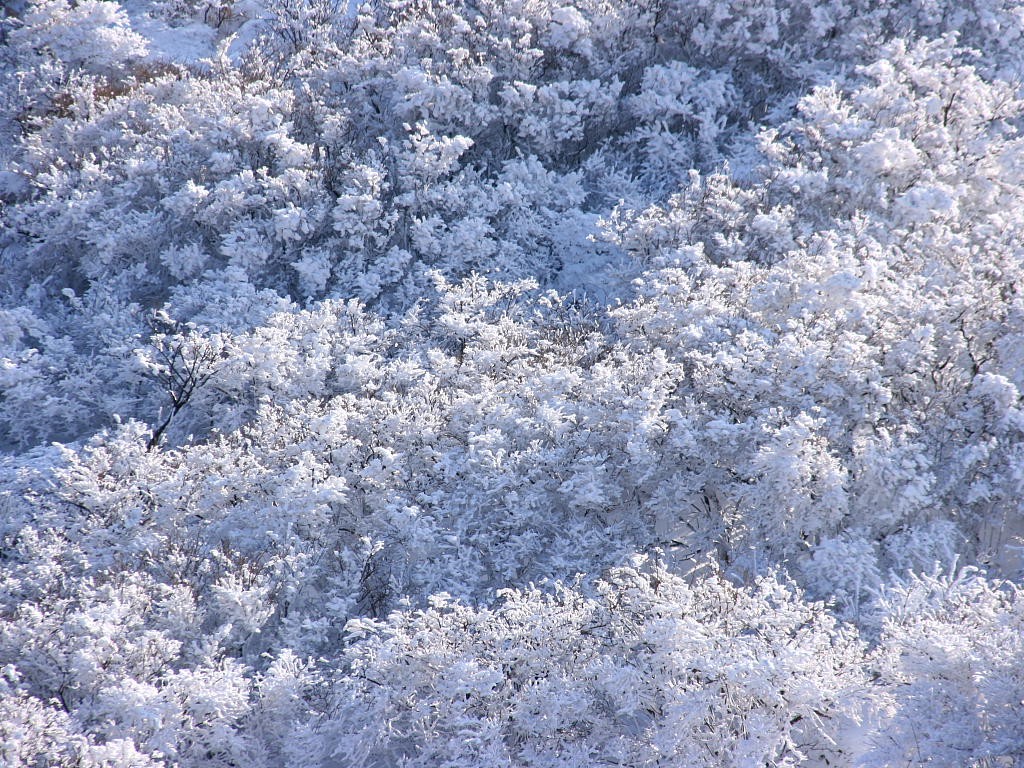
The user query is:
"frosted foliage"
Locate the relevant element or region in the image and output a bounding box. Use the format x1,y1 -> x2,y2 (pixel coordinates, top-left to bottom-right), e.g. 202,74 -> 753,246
801,534 -> 880,616
2,0 -> 1024,764
864,566 -> 1024,767
10,0 -> 148,75
326,560 -> 866,768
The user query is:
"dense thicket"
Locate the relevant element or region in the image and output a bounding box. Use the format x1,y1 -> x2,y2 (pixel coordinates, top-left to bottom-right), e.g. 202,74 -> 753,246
1,0 -> 1023,765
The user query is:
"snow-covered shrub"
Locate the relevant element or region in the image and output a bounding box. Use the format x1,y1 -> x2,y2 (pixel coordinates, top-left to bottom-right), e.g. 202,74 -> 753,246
325,557 -> 867,768
865,565 -> 1024,766
9,0 -> 148,77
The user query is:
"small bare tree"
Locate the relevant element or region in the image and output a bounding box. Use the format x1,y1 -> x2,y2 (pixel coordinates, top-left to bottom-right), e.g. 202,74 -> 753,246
141,311 -> 226,450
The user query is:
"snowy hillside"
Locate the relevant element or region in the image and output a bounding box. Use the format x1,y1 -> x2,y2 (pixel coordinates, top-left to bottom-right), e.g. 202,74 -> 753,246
2,0 -> 1023,765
